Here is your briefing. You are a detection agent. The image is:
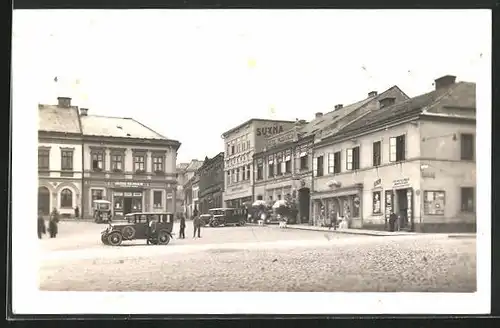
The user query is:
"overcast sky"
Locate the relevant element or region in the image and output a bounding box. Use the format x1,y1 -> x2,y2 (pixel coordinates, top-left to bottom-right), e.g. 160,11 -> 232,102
13,9 -> 490,163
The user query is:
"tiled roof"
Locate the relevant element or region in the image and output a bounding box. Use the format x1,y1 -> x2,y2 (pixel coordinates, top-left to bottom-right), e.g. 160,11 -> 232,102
38,104 -> 81,134
81,115 -> 167,140
176,163 -> 189,170
338,82 -> 475,136
185,160 -> 203,172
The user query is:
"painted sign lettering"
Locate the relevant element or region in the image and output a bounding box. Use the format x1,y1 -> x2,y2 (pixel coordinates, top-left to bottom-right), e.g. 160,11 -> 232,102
114,181 -> 149,188
392,177 -> 410,188
256,125 -> 285,136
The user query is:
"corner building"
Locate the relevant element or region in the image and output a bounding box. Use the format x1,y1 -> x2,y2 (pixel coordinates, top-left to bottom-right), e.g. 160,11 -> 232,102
80,108 -> 181,218
221,119 -> 296,208
311,75 -> 476,232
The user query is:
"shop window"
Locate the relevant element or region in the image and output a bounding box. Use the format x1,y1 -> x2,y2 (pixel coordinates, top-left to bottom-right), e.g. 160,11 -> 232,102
132,198 -> 142,211
389,135 -> 406,162
154,191 -> 163,208
38,148 -> 50,170
92,151 -> 104,171
111,154 -> 123,172
373,141 -> 381,166
91,189 -> 103,202
461,134 -> 474,160
461,187 -> 475,213
334,151 -> 341,173
134,154 -> 145,173
314,155 -> 324,177
153,155 -> 164,173
60,188 -> 73,208
257,159 -> 263,180
372,191 -> 382,214
61,150 -> 74,171
423,191 -> 445,215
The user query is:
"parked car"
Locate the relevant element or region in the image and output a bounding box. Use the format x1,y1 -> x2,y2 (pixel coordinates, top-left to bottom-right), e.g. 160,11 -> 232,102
101,212 -> 174,246
93,200 -> 112,223
199,214 -> 212,226
207,208 -> 247,227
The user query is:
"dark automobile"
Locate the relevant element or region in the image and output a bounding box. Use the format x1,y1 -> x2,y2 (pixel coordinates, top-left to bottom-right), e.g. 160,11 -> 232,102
207,208 -> 247,227
199,214 -> 212,226
101,212 -> 174,246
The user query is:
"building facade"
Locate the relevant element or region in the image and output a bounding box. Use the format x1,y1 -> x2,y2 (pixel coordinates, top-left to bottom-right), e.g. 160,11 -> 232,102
311,75 -> 476,232
179,160 -> 203,217
198,152 -> 225,214
80,109 -> 181,218
253,86 -> 409,224
175,163 -> 189,214
38,97 -> 83,217
221,119 -> 296,208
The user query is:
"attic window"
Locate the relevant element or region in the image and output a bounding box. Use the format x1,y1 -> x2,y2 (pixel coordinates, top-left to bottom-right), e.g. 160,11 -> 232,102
116,125 -> 123,129
126,133 -> 131,137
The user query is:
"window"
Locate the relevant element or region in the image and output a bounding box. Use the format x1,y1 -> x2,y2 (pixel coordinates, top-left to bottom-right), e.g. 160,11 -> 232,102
389,135 -> 406,162
92,152 -> 104,171
153,155 -> 164,172
373,141 -> 381,166
276,153 -> 283,175
300,151 -> 308,170
226,144 -> 230,156
346,148 -> 353,170
61,150 -> 73,170
461,187 -> 475,213
236,168 -> 240,182
268,156 -> 274,178
327,153 -> 334,174
38,148 -> 50,170
227,171 -> 231,185
153,191 -> 162,208
91,189 -> 103,202
314,155 -> 324,177
285,150 -> 292,173
231,144 -> 235,155
461,134 -> 474,160
111,154 -> 123,171
372,191 -> 382,214
334,151 -> 341,173
134,154 -> 145,172
257,159 -> 263,180
257,195 -> 263,200
60,188 -> 73,208
423,191 -> 445,215
247,140 -> 251,149
277,194 -> 282,200
246,165 -> 251,180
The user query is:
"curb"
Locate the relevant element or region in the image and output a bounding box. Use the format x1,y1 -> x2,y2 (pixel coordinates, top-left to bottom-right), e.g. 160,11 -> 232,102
448,234 -> 476,239
249,223 -> 413,237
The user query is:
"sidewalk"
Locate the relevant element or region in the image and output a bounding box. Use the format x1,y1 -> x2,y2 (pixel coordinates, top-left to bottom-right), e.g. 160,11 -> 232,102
247,223 -> 414,236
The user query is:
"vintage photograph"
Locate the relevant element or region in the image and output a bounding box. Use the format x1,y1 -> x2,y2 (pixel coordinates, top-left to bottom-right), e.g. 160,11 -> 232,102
11,9 -> 490,314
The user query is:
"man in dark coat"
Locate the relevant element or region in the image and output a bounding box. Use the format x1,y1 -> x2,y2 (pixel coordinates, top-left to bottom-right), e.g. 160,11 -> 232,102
193,215 -> 201,238
179,214 -> 186,239
37,211 -> 46,239
74,206 -> 80,219
389,211 -> 398,232
48,217 -> 58,238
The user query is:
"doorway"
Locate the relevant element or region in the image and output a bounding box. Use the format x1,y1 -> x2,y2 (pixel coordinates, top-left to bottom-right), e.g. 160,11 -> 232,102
38,187 -> 50,215
396,188 -> 409,230
298,188 -> 310,224
124,198 -> 132,215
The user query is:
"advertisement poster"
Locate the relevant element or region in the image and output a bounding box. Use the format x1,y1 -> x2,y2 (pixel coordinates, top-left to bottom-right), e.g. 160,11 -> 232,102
384,190 -> 393,227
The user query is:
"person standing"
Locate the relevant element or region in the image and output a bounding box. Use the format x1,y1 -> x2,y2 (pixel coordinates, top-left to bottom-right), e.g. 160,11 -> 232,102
193,215 -> 201,238
389,211 -> 398,232
179,214 -> 186,239
331,209 -> 338,230
37,211 -> 46,239
74,206 -> 80,219
48,216 -> 58,238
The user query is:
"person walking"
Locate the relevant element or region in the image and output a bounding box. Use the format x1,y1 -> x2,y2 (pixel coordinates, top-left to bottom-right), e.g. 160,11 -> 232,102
37,210 -> 46,239
193,215 -> 201,238
179,214 -> 186,239
48,216 -> 58,238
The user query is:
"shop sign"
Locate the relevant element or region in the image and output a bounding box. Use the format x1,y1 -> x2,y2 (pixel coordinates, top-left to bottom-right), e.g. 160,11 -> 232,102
353,196 -> 360,208
133,192 -> 142,197
421,171 -> 436,179
392,177 -> 410,188
114,192 -> 124,196
256,125 -> 285,136
124,192 -> 133,197
231,186 -> 244,192
374,178 -> 381,188
114,181 -> 149,188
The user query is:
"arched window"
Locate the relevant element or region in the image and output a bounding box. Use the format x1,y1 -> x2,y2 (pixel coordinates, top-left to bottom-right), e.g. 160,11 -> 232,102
60,188 -> 73,208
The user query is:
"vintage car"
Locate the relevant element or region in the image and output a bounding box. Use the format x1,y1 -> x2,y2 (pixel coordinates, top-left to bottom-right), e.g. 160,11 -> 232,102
101,212 -> 174,246
93,200 -> 112,223
199,214 -> 212,226
207,208 -> 247,227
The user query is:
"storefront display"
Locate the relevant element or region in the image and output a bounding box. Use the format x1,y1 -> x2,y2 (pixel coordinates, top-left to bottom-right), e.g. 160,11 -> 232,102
373,191 -> 382,214
113,190 -> 143,216
423,190 -> 445,215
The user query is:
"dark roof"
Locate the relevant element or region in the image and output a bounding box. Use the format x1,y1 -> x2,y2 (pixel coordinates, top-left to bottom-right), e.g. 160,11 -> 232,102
221,118 -> 296,138
337,82 -> 475,137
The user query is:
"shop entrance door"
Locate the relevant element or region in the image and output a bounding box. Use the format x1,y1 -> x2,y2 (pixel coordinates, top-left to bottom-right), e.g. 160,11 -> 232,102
396,189 -> 409,230
124,198 -> 132,215
298,188 -> 310,224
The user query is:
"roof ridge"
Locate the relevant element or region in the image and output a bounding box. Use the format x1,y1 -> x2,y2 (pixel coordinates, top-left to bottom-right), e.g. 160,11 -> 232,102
130,118 -> 168,140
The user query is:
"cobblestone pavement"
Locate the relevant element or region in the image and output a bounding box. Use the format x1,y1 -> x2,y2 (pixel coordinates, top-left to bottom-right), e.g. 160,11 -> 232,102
39,222 -> 476,292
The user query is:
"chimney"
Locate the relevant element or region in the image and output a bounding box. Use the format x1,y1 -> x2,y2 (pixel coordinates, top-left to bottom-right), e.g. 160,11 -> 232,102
80,108 -> 88,116
368,91 -> 378,97
334,104 -> 343,110
57,97 -> 71,108
315,112 -> 323,118
434,75 -> 457,90
379,97 -> 396,108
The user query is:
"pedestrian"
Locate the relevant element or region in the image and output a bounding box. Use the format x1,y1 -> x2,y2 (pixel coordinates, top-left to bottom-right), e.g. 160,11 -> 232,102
48,216 -> 58,238
74,206 -> 80,219
147,216 -> 158,245
331,209 -> 338,230
193,215 -> 202,238
258,210 -> 266,226
37,210 -> 46,239
179,214 -> 186,239
389,211 -> 398,232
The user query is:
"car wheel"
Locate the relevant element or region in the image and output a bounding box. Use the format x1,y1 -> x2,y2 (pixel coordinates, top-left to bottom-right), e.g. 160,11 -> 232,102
212,220 -> 220,227
107,232 -> 122,246
239,220 -> 246,226
157,230 -> 171,245
101,234 -> 109,245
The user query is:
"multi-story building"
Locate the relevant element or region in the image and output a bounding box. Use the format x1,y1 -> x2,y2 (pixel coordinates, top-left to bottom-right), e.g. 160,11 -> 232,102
253,86 -> 409,224
311,75 -> 476,232
179,159 -> 203,217
80,107 -> 181,218
175,163 -> 189,214
198,152 -> 225,214
221,119 -> 296,208
38,97 -> 83,217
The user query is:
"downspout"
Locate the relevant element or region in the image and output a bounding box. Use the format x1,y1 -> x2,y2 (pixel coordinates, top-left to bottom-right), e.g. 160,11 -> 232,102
310,140 -> 314,226
81,135 -> 85,219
